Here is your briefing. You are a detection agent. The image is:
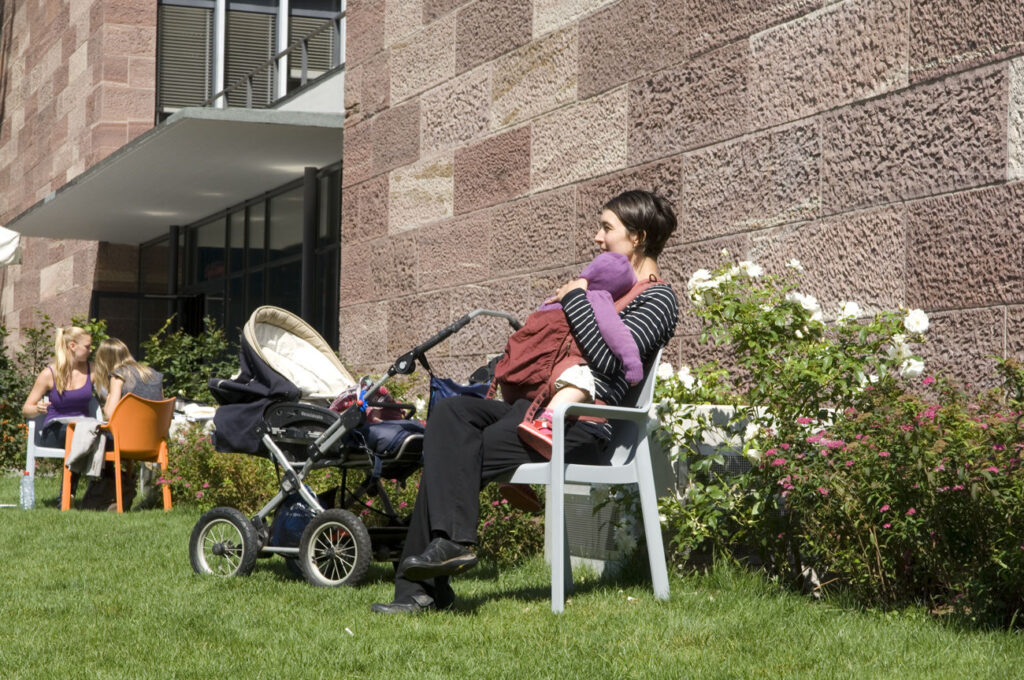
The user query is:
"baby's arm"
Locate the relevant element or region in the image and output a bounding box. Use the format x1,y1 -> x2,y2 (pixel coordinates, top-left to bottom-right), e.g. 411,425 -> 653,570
585,290 -> 643,384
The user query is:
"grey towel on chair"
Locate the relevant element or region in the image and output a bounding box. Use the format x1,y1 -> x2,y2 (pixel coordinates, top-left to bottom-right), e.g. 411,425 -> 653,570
64,418 -> 106,478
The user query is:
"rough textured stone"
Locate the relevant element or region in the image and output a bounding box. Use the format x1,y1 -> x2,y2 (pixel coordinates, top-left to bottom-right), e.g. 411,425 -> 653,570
385,0 -> 423,46
821,64 -> 1009,215
489,188 -> 577,276
387,290 -> 453,356
448,277 -> 534,355
659,235 -> 753,335
574,157 -> 684,263
346,0 -> 385,68
39,257 -> 75,299
389,14 -> 456,103
1007,305 -> 1024,362
578,0 -> 693,98
628,42 -> 748,164
360,51 -> 391,120
909,0 -> 1024,83
531,87 -> 628,192
455,0 -> 532,73
423,0 -> 468,23
371,232 -> 419,298
491,25 -> 577,129
416,211 -> 492,290
388,154 -> 454,232
533,0 -> 616,38
920,307 -> 1005,390
751,0 -> 909,130
1011,57 -> 1024,180
339,239 -> 374,304
341,119 -> 374,187
579,0 -> 821,98
454,126 -> 531,214
342,175 -> 389,244
372,98 -> 421,176
905,182 -> 1024,310
338,301 -> 389,366
420,66 -> 491,154
750,205 -> 906,315
677,121 -> 820,242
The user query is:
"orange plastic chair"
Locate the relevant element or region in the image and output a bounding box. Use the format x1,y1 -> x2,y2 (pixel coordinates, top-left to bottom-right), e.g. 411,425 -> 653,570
61,394 -> 176,513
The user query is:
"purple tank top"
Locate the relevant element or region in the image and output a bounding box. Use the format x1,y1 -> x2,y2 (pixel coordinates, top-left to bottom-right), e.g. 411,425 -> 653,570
43,365 -> 93,426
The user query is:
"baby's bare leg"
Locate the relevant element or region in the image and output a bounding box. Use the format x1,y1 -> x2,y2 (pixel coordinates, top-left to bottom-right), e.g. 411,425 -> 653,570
545,386 -> 589,408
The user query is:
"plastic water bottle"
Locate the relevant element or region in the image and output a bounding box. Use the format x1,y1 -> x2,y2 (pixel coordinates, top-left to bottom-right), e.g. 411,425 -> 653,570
19,471 -> 34,510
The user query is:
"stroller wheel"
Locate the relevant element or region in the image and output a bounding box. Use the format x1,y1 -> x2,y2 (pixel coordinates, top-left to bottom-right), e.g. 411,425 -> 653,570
298,509 -> 371,587
189,507 -> 260,577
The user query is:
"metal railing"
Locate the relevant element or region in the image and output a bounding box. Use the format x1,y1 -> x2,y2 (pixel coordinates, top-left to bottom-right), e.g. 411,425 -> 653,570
202,10 -> 344,109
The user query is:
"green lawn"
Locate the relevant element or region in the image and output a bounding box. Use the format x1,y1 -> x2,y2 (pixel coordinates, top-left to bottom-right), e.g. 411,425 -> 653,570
2,475 -> 1024,680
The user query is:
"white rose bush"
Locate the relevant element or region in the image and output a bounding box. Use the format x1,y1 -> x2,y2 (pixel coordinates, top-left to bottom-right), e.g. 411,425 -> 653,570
659,258 -> 1024,626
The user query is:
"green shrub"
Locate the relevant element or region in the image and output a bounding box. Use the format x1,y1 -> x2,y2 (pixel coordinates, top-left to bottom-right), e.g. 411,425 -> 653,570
657,256 -> 1024,625
161,421 -> 279,514
141,316 -> 236,404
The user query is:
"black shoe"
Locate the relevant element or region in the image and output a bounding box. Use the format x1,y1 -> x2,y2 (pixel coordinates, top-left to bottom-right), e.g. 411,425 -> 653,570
371,593 -> 439,615
399,537 -> 478,581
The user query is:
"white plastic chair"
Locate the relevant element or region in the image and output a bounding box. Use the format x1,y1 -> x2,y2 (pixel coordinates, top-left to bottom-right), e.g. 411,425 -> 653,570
505,349 -> 669,613
25,399 -> 102,499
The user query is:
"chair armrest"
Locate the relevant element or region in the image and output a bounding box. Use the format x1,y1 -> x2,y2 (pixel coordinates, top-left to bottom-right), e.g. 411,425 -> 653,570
547,401 -> 653,467
554,401 -> 651,425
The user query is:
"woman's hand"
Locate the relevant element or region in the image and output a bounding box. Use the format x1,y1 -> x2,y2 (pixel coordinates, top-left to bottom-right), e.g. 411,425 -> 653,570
544,278 -> 589,305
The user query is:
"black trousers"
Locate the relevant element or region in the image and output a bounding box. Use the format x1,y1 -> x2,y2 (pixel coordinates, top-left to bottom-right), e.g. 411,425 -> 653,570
392,395 -> 609,604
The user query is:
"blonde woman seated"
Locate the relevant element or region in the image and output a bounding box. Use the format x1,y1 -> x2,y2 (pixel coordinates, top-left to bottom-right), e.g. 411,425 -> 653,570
89,338 -> 164,509
94,338 -> 164,417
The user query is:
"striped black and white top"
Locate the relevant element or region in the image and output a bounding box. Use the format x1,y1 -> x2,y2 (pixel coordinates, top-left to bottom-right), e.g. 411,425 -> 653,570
561,283 -> 679,410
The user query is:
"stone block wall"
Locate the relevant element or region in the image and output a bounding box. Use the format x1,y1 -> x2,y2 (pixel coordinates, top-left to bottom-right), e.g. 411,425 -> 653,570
0,0 -> 154,344
341,0 -> 1024,389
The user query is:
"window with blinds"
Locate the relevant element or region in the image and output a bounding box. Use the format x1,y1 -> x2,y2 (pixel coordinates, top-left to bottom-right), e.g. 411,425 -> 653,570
288,15 -> 336,82
225,10 -> 276,108
157,5 -> 212,112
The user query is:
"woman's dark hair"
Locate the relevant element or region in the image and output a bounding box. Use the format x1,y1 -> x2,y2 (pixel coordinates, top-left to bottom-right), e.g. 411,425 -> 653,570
602,190 -> 677,259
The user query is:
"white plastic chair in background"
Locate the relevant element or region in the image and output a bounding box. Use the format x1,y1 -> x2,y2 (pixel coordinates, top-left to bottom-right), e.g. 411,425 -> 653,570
25,399 -> 102,500
504,349 -> 669,613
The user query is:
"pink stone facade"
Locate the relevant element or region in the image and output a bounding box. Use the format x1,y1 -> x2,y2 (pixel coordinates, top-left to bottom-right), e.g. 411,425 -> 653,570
341,0 -> 1024,389
0,0 -> 155,343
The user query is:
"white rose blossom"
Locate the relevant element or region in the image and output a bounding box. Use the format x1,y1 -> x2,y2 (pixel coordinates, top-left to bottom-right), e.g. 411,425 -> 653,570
837,301 -> 861,322
676,365 -> 698,390
738,260 -> 764,278
900,358 -> 925,378
744,447 -> 763,464
904,308 -> 930,334
656,362 -> 674,381
886,333 -> 912,362
786,258 -> 804,272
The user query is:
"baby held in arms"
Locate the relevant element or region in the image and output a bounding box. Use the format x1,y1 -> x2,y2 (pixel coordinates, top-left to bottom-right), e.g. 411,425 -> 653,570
516,250 -> 642,456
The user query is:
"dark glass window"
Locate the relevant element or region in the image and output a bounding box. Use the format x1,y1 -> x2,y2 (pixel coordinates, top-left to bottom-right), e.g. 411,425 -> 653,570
248,203 -> 266,267
318,170 -> 339,245
194,218 -> 227,283
228,209 -> 245,274
266,260 -> 303,313
268,186 -> 304,261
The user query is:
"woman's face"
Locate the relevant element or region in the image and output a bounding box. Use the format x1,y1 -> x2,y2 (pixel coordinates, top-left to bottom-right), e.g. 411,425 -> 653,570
594,209 -> 639,258
69,335 -> 92,363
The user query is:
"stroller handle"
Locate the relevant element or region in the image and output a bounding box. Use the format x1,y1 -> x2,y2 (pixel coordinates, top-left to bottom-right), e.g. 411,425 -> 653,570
391,309 -> 521,375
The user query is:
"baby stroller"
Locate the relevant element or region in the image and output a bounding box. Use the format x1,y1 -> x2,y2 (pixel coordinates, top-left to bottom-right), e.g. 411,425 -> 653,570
188,305 -> 519,587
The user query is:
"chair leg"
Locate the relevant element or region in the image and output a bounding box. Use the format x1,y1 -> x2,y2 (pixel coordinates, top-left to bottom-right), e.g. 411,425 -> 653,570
112,452 -> 124,513
636,449 -> 670,601
61,423 -> 77,512
60,465 -> 73,511
159,445 -> 172,511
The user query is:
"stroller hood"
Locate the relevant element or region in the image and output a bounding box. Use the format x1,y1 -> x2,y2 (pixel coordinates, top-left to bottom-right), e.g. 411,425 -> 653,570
210,306 -> 353,453
244,306 -> 356,400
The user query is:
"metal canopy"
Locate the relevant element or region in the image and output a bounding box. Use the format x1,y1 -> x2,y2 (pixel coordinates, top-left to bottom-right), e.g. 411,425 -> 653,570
7,107 -> 343,245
